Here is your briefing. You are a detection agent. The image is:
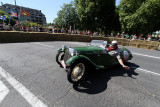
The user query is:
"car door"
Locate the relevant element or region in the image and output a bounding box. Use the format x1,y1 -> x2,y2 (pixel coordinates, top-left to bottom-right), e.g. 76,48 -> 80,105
96,50 -> 118,66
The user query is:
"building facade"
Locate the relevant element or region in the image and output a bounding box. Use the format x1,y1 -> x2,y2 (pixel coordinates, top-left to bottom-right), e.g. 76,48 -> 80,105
0,4 -> 46,25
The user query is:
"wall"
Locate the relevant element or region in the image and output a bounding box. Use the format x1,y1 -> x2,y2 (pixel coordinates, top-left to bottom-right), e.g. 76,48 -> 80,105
0,31 -> 159,50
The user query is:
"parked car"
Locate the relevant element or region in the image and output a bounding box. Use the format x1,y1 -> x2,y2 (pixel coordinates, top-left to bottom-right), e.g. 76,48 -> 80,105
56,40 -> 133,83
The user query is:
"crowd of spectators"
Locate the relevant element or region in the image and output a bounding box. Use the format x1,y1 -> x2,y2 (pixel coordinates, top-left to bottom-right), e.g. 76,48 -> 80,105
104,32 -> 160,42
0,23 -> 160,42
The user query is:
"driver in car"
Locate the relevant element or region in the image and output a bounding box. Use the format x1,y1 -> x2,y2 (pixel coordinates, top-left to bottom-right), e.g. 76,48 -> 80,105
107,40 -> 130,70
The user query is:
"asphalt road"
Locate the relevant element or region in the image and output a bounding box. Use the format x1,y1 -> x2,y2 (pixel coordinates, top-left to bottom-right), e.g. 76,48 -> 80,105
0,41 -> 160,107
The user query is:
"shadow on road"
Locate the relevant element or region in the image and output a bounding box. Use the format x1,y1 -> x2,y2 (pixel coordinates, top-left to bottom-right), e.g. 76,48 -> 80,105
73,62 -> 139,94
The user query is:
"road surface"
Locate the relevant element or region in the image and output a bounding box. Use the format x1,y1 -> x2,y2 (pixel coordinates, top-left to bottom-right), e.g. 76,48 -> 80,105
0,41 -> 160,107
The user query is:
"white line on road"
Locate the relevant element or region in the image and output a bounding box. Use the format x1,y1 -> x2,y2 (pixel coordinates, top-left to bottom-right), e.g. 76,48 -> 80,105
67,42 -> 87,46
0,67 -> 48,107
131,66 -> 160,76
0,81 -> 9,103
132,52 -> 160,60
34,43 -> 55,48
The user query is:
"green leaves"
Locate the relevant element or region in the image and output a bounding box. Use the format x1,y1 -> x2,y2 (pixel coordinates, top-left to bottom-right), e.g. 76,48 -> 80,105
118,0 -> 160,34
75,0 -> 118,33
53,2 -> 79,29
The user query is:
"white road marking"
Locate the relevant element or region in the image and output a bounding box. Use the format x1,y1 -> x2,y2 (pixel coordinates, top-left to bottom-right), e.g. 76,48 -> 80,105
0,67 -> 48,107
131,66 -> 160,76
132,52 -> 160,59
34,43 -> 55,48
0,81 -> 9,103
67,42 -> 86,46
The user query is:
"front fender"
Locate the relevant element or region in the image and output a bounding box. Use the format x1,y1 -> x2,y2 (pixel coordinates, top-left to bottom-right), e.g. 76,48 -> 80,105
57,48 -> 62,52
57,45 -> 68,53
66,55 -> 104,69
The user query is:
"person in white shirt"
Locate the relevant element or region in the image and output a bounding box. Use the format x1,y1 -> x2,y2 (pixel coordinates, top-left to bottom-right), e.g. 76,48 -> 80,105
107,41 -> 130,70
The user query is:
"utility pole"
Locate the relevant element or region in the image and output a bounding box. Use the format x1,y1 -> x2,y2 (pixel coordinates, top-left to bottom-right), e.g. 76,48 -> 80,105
14,0 -> 16,5
14,0 -> 20,24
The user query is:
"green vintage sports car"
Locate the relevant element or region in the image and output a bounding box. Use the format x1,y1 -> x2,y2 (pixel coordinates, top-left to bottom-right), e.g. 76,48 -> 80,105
56,40 -> 133,83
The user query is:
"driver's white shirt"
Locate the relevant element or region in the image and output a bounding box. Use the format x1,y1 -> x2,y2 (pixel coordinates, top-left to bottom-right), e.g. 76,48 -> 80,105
108,48 -> 121,59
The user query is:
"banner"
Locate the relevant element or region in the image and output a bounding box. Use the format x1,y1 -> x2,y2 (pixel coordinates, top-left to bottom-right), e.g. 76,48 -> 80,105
4,14 -> 11,19
11,10 -> 18,18
20,9 -> 30,16
0,16 -> 6,21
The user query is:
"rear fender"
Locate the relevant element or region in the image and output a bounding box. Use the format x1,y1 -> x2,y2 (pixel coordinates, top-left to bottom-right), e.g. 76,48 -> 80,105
120,48 -> 133,61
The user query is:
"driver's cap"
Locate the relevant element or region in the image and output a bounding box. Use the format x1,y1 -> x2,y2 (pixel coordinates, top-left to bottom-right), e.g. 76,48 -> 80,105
111,40 -> 118,45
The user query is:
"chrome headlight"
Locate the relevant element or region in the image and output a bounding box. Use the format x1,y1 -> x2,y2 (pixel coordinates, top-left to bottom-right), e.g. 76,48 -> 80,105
62,45 -> 67,51
69,48 -> 78,56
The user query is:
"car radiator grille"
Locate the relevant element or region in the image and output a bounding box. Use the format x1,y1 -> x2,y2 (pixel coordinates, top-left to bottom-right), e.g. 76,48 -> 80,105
63,49 -> 70,62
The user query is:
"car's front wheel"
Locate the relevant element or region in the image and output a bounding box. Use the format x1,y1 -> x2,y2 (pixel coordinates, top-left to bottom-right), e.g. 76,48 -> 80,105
67,61 -> 87,83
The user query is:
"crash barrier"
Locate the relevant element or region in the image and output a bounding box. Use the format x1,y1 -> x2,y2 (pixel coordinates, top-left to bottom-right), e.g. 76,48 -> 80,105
0,31 -> 159,50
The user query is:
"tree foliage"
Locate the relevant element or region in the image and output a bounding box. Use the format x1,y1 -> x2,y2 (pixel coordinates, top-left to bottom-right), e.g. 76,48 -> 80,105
23,21 -> 41,27
53,0 -> 160,35
118,0 -> 160,34
74,0 -> 118,33
53,2 -> 79,30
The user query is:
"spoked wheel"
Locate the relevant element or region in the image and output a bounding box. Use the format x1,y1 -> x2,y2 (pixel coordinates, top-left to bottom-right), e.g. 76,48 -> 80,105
67,61 -> 87,83
56,52 -> 64,67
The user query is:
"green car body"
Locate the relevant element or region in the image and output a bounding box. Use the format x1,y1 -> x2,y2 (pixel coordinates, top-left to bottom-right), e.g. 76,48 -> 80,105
57,42 -> 133,69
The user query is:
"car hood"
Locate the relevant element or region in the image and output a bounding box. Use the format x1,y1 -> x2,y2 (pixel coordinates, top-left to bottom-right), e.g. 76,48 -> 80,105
72,46 -> 103,52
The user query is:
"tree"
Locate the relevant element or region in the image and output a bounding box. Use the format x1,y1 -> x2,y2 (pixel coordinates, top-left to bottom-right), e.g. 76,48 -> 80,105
74,0 -> 117,34
24,21 -> 41,27
118,0 -> 160,35
53,2 -> 79,30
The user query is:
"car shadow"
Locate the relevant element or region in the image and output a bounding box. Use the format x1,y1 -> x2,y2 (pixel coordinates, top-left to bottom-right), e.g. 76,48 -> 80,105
73,62 -> 139,94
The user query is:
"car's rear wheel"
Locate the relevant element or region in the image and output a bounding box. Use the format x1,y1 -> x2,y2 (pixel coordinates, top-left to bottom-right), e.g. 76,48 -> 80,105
56,51 -> 64,67
67,61 -> 87,83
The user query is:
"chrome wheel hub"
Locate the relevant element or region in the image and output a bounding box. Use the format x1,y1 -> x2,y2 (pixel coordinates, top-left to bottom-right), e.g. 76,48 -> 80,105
71,63 -> 85,82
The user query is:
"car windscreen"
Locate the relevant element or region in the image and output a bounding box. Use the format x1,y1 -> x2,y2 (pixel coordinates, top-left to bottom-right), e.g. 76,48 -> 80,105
90,40 -> 105,46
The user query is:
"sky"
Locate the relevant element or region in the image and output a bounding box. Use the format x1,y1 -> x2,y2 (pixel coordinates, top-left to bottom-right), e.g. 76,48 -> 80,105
1,0 -> 120,23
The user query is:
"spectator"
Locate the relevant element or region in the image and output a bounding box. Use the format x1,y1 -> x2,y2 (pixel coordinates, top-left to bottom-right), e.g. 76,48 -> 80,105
116,33 -> 121,38
132,34 -> 137,40
39,26 -> 43,32
48,25 -> 53,33
138,34 -> 143,40
125,33 -> 130,39
154,35 -> 159,41
111,33 -> 114,37
27,26 -> 31,32
147,35 -> 152,41
23,25 -> 27,32
61,28 -> 64,33
121,33 -> 125,38
3,23 -> 8,31
54,27 -> 57,33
